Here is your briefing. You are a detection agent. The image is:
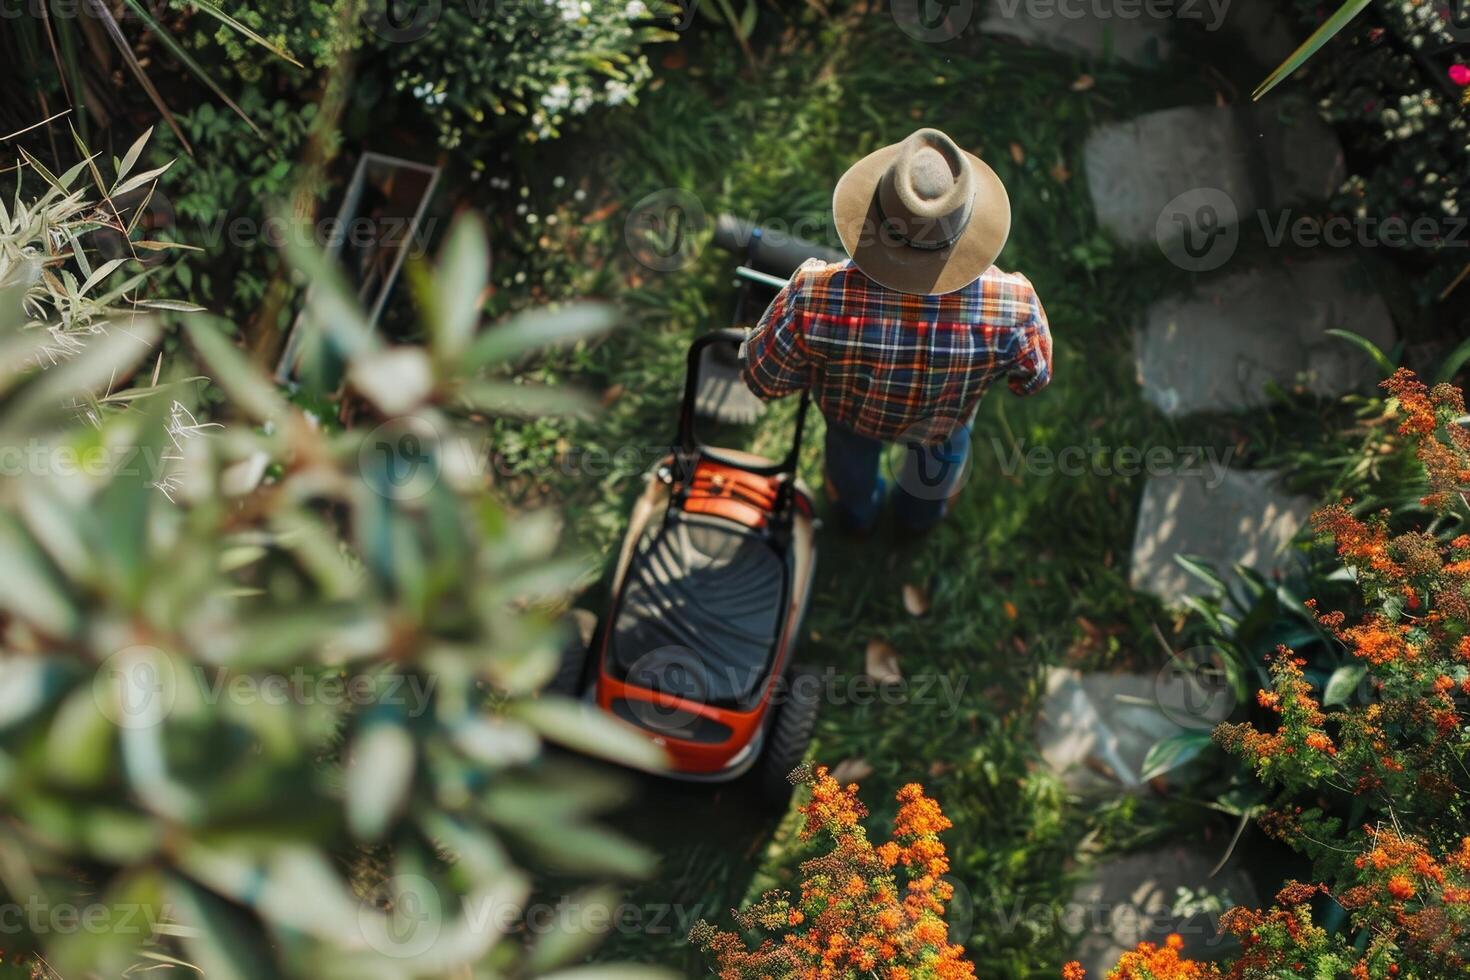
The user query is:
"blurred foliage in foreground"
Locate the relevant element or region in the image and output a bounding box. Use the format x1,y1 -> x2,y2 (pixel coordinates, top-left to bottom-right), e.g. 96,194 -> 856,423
0,136 -> 675,977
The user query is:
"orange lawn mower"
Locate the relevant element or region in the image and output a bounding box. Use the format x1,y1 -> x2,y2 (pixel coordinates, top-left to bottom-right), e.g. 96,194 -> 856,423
551,220 -> 843,805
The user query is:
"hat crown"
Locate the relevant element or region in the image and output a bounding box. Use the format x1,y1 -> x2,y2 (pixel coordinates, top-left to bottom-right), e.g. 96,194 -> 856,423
909,147 -> 953,201
878,128 -> 976,249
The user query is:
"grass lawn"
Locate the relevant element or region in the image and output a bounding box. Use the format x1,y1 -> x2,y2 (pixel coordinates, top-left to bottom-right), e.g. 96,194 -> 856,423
475,5 -> 1355,974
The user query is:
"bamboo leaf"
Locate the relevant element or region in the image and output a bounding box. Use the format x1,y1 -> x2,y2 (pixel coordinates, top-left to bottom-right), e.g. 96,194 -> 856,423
121,0 -> 267,138
1253,0 -> 1374,100
116,126 -> 153,184
185,0 -> 304,67
80,0 -> 192,155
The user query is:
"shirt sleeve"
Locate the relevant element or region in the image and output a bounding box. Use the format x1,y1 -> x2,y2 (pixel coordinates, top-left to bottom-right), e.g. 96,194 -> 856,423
741,266 -> 813,401
1007,284 -> 1053,397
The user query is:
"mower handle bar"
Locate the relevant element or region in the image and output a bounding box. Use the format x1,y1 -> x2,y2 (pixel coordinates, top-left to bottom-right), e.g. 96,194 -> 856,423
711,215 -> 846,278
678,328 -> 811,479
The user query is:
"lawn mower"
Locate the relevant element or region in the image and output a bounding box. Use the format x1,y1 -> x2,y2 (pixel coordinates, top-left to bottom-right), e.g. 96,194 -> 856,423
553,219 -> 842,805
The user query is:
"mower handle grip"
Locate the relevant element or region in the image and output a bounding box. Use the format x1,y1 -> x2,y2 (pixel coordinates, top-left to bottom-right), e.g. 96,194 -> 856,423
711,215 -> 846,277
678,329 -> 810,478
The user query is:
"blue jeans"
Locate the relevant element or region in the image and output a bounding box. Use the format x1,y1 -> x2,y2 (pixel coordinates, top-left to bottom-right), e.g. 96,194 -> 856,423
823,417 -> 972,532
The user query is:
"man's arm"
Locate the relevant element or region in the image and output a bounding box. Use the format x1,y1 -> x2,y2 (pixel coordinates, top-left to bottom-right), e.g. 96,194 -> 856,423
741,268 -> 812,400
1006,285 -> 1053,397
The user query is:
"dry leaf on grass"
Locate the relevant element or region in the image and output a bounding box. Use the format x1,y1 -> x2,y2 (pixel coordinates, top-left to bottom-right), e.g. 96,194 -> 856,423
831,757 -> 874,784
1070,73 -> 1095,91
901,582 -> 931,617
1009,141 -> 1025,164
864,639 -> 903,685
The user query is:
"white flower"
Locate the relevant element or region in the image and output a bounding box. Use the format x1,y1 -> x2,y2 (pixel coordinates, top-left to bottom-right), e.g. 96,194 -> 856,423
625,0 -> 648,15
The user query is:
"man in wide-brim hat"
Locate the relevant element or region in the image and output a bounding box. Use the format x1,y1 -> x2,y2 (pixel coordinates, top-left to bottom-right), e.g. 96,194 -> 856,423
742,127 -> 1053,533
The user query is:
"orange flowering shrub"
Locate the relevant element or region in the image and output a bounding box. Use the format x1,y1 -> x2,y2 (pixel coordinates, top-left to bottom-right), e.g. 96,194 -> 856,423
1076,370 -> 1470,980
690,764 -> 975,979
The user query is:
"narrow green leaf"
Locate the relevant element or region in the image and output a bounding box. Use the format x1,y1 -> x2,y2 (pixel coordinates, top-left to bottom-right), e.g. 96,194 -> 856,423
1325,327 -> 1396,379
185,0 -> 304,67
1253,0 -> 1373,100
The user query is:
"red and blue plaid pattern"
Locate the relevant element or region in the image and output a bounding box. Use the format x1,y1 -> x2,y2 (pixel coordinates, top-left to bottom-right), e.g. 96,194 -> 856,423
742,259 -> 1052,442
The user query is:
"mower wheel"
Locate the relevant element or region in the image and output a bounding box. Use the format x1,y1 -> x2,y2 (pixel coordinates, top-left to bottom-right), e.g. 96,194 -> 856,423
755,667 -> 820,808
548,609 -> 597,697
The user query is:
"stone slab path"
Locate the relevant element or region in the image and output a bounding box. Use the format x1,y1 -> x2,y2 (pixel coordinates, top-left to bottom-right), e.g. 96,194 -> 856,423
1130,468 -> 1312,602
1038,668 -> 1231,793
1084,101 -> 1343,246
979,0 -> 1171,66
1137,256 -> 1396,416
1068,846 -> 1258,976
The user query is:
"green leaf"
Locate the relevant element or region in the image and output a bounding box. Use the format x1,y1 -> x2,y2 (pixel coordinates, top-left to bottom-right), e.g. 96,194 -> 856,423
1174,554 -> 1228,596
464,303 -> 619,370
526,886 -> 624,972
169,875 -> 284,980
511,697 -> 668,771
120,0 -> 266,139
185,0 -> 304,67
0,513 -> 77,638
1140,731 -> 1213,782
346,714 -> 416,841
1253,0 -> 1373,100
1436,334 -> 1470,384
542,966 -> 683,980
455,379 -> 597,418
1325,328 -> 1396,379
429,213 -> 490,362
1323,664 -> 1366,707
184,315 -> 290,424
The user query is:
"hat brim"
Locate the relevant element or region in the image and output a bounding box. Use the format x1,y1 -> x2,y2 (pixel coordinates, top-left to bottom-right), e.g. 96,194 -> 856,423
833,141 -> 1011,296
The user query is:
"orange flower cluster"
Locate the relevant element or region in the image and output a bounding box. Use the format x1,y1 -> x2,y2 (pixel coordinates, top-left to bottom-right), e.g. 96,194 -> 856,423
1149,370 -> 1470,980
1383,368 -> 1470,512
691,765 -> 975,980
1060,935 -> 1216,980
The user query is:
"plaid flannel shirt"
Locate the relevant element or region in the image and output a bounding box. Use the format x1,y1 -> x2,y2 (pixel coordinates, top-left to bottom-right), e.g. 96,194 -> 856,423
742,259 -> 1053,443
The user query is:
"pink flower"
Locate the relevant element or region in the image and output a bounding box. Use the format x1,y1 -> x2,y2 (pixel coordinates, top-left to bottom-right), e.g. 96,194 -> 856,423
1450,64 -> 1470,87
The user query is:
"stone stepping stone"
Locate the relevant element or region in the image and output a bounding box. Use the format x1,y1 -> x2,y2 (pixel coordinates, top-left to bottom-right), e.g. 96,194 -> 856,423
1038,668 -> 1231,794
979,0 -> 1171,66
1084,100 -> 1343,246
1137,257 -> 1396,417
1068,845 -> 1258,976
1130,469 -> 1312,603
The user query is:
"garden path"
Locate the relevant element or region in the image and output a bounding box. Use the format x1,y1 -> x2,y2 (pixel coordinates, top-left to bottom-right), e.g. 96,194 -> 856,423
991,2 -> 1397,971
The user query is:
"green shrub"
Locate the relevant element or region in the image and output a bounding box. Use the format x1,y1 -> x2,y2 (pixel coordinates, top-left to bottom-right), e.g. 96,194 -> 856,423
1290,0 -> 1469,290
373,1 -> 677,151
1,139 -> 673,978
